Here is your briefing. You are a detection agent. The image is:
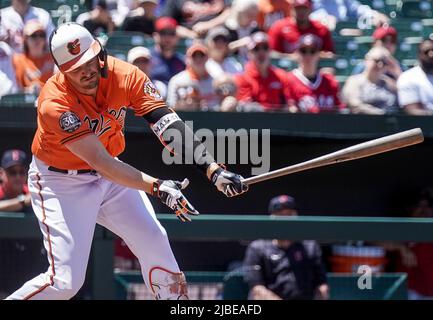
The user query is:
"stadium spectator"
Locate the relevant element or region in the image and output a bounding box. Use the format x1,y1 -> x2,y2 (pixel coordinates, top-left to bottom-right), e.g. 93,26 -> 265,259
310,0 -> 389,31
12,20 -> 54,95
205,26 -> 243,79
243,195 -> 329,300
161,0 -> 228,31
397,39 -> 433,116
0,149 -> 31,213
0,16 -> 18,97
121,0 -> 158,35
76,0 -> 116,37
342,47 -> 399,114
167,42 -> 218,110
150,17 -> 186,86
213,74 -> 239,112
0,0 -> 55,52
257,0 -> 292,31
90,0 -> 136,27
225,0 -> 260,63
171,80 -> 203,111
351,26 -> 403,77
235,32 -> 291,111
286,34 -> 344,113
127,46 -> 167,98
384,188 -> 433,299
268,0 -> 334,55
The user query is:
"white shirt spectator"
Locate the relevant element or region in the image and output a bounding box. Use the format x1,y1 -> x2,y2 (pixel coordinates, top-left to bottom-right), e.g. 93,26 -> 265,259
397,66 -> 433,111
166,70 -> 219,111
0,41 -> 17,97
206,57 -> 243,79
0,5 -> 55,52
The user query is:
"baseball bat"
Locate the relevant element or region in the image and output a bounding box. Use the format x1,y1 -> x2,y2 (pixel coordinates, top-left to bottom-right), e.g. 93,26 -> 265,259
242,128 -> 424,186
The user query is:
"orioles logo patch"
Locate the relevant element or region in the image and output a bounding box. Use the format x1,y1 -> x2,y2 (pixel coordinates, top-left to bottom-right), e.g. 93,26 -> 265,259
67,39 -> 81,55
59,111 -> 81,133
144,80 -> 162,100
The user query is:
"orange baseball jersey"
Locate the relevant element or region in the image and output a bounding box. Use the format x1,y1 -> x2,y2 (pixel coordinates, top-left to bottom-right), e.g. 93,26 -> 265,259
12,52 -> 54,92
31,55 -> 166,170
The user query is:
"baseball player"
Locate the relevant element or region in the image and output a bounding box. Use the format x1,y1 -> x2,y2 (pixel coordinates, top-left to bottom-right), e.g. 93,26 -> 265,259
6,22 -> 248,300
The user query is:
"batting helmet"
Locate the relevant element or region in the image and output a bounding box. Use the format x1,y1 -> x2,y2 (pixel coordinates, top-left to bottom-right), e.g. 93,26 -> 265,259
49,22 -> 107,76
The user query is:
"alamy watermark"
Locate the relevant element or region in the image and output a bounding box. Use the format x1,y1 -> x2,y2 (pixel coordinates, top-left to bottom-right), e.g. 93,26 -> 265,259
160,121 -> 271,176
357,265 -> 372,290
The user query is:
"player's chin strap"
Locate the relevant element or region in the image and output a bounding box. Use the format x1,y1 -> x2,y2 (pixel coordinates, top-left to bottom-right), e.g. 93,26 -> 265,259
149,267 -> 189,300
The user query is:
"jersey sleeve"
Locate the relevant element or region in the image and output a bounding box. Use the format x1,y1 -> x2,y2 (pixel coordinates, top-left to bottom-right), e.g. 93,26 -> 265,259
39,98 -> 93,145
128,66 -> 167,117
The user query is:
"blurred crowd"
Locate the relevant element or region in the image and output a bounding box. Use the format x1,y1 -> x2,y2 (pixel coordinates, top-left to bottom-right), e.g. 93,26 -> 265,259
1,0 -> 433,115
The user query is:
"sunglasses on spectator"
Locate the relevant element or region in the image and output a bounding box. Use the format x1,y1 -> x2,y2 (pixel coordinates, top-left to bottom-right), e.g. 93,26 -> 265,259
29,32 -> 46,39
6,168 -> 26,177
159,29 -> 176,36
299,47 -> 319,55
213,35 -> 228,43
252,44 -> 269,52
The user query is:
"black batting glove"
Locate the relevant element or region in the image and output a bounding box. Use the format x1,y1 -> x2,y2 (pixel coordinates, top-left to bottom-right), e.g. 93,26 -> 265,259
152,178 -> 199,222
210,166 -> 249,197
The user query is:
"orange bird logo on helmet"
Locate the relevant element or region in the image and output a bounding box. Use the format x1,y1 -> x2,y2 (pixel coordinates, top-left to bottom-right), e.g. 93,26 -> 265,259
67,39 -> 81,55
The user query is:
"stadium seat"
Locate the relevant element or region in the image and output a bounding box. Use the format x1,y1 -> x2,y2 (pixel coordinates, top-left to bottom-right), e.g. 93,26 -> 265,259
270,57 -> 297,71
105,32 -> 154,54
0,93 -> 37,108
395,0 -> 433,19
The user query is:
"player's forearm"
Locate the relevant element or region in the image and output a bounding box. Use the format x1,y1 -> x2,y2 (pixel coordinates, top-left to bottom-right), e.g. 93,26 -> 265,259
94,157 -> 157,194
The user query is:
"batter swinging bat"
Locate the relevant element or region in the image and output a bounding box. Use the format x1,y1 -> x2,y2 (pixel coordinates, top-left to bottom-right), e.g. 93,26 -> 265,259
242,128 -> 424,186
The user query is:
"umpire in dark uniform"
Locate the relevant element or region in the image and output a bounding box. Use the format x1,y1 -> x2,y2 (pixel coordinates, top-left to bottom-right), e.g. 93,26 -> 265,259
243,195 -> 329,300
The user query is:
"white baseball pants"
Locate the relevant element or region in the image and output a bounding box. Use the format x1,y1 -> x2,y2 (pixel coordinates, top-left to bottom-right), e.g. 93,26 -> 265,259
6,156 -> 180,300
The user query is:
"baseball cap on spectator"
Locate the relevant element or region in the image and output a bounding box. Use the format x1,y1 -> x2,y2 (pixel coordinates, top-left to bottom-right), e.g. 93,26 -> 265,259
23,20 -> 45,37
186,42 -> 208,57
293,0 -> 312,8
295,33 -> 323,51
373,26 -> 398,42
268,195 -> 297,214
205,27 -> 230,44
247,31 -> 269,50
155,17 -> 178,32
1,150 -> 27,169
127,46 -> 151,64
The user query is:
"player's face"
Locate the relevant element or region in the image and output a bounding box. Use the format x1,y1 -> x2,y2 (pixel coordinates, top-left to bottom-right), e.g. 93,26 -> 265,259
65,56 -> 100,95
2,165 -> 27,193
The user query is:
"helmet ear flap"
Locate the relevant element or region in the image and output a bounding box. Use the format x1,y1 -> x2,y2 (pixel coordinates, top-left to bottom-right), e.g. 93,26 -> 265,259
96,39 -> 108,78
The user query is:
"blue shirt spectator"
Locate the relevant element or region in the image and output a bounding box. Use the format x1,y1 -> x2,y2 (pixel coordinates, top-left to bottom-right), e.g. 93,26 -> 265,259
150,17 -> 186,85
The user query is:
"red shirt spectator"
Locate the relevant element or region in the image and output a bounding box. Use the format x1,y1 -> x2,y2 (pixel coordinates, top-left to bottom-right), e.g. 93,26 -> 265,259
397,243 -> 433,298
286,69 -> 342,113
286,34 -> 343,113
235,32 -> 291,111
268,0 -> 334,54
